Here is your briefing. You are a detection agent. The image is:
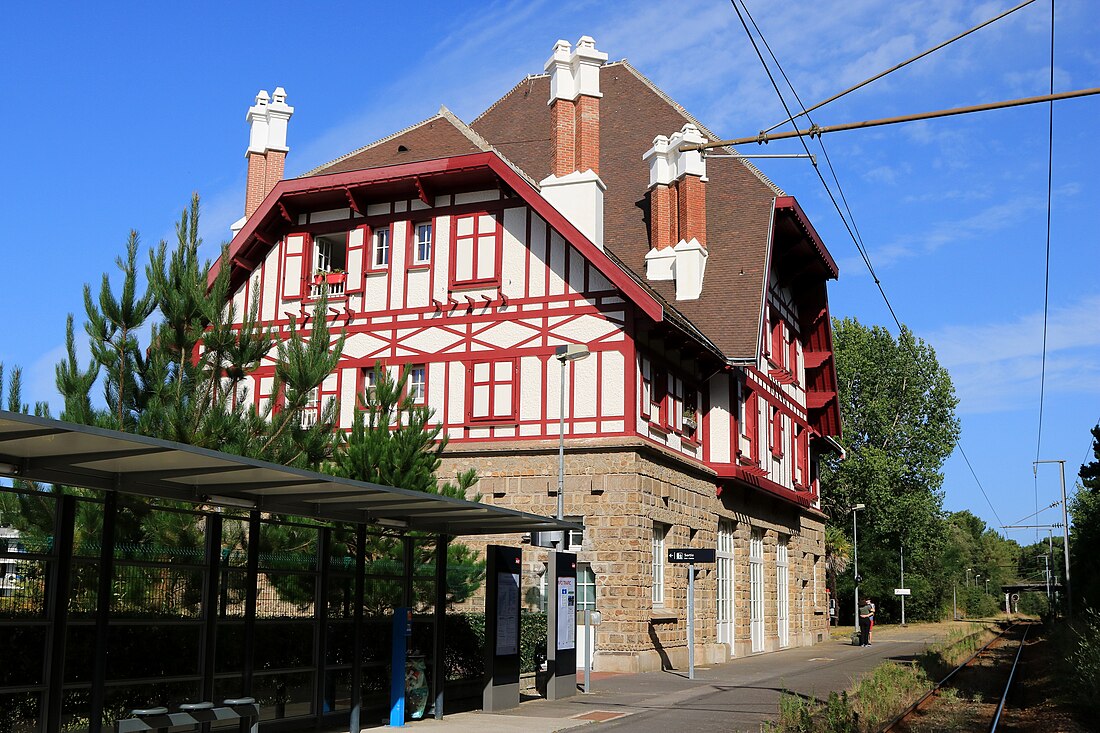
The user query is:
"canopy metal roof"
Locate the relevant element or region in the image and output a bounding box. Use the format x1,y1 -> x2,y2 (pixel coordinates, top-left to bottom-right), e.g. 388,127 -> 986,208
0,411 -> 575,536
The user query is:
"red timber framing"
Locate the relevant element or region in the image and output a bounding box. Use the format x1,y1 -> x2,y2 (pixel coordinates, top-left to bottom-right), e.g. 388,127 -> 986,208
215,151 -> 837,514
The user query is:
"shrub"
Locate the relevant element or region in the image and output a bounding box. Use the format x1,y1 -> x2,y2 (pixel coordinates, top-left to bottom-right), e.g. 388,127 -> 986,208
1068,608 -> 1100,710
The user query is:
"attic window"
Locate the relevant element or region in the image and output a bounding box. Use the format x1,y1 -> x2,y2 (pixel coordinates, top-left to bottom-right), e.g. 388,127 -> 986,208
397,145 -> 409,152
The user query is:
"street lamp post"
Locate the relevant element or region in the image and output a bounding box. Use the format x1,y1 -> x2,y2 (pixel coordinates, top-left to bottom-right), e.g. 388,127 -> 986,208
555,344 -> 590,533
966,568 -> 972,587
851,504 -> 865,636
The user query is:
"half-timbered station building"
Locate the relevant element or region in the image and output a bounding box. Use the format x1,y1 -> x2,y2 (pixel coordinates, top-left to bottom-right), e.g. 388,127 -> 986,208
218,36 -> 843,673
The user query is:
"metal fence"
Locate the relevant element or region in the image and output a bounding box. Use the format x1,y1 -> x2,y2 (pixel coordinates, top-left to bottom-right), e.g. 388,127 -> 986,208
0,484 -> 457,733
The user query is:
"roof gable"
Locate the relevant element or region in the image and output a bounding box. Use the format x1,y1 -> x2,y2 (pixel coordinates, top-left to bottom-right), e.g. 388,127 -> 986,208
470,61 -> 801,361
213,151 -> 664,323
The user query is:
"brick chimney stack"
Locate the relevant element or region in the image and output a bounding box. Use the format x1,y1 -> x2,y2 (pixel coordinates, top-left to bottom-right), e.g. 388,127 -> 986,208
243,87 -> 294,222
643,124 -> 709,300
540,37 -> 608,248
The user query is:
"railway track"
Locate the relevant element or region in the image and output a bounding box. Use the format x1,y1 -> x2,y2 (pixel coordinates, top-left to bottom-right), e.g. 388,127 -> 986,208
879,620 -> 1034,733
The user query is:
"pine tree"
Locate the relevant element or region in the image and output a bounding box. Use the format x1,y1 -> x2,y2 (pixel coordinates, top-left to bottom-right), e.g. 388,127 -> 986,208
328,364 -> 485,609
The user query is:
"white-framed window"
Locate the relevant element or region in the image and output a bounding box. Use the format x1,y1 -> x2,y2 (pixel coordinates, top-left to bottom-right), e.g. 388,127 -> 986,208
577,563 -> 596,610
717,519 -> 735,648
414,222 -> 433,264
300,388 -> 320,429
750,529 -> 764,653
409,365 -> 426,405
566,516 -> 584,551
360,367 -> 376,400
372,226 -> 390,268
652,523 -> 668,606
812,555 -> 819,606
777,537 -> 790,648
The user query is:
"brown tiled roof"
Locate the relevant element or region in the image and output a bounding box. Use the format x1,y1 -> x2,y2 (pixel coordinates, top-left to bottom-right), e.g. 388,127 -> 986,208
307,109 -> 486,176
306,62 -> 835,363
470,62 -> 783,360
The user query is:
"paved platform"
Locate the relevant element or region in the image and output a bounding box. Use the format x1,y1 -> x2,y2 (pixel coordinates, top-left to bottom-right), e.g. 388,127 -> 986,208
337,623 -> 963,732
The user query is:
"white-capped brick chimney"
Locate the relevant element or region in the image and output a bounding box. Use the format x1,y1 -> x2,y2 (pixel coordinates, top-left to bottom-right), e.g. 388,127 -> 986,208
539,36 -> 608,248
643,124 -> 709,300
239,86 -> 294,233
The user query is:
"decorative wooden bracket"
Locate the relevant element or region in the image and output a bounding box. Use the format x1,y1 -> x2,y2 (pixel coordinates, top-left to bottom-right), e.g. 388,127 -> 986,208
432,299 -> 443,313
414,176 -> 432,207
277,202 -> 294,224
344,187 -> 364,216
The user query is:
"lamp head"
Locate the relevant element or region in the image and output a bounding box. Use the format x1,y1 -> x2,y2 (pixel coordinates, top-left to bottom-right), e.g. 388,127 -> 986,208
852,503 -> 865,511
555,344 -> 591,362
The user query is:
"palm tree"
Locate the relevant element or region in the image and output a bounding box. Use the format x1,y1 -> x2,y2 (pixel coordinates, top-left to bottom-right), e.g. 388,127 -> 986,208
825,524 -> 852,619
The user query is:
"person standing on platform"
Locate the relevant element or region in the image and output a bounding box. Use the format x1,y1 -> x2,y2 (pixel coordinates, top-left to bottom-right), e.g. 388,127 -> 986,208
858,598 -> 873,646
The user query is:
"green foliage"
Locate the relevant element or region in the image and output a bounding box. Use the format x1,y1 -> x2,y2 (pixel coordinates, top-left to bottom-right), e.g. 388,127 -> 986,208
1072,424 -> 1100,610
327,364 -> 485,607
1068,608 -> 1100,708
852,661 -> 928,726
822,319 -> 962,622
766,690 -> 857,733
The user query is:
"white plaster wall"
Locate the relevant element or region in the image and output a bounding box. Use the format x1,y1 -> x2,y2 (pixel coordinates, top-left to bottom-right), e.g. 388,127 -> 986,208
454,189 -> 500,205
311,208 -> 350,223
709,376 -> 732,464
528,215 -> 547,299
519,356 -> 544,421
600,350 -> 624,417
366,203 -> 389,216
406,269 -> 430,309
339,367 -> 357,429
363,273 -> 387,312
433,215 -> 452,303
477,320 -> 540,350
501,207 -> 527,299
447,361 -> 466,427
574,355 -> 597,419
548,231 -> 567,296
346,228 -> 365,293
389,221 -> 407,308
568,247 -> 585,293
427,363 -> 444,423
262,246 -> 280,321
589,266 -> 612,292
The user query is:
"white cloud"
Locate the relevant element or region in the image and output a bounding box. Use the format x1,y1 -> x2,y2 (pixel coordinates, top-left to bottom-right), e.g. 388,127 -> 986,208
927,293 -> 1100,413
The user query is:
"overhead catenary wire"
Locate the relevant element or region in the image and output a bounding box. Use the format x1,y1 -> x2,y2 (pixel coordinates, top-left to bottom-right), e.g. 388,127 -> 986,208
760,0 -> 1040,135
730,0 -> 1015,527
1033,0 -> 1057,543
680,86 -> 1100,151
1009,499 -> 1062,528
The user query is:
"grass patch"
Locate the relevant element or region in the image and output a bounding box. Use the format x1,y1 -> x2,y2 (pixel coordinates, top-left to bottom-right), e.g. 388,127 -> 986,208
766,622 -> 999,732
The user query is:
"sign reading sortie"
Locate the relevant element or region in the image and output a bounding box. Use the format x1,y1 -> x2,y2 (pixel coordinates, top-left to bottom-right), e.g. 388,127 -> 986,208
667,548 -> 717,564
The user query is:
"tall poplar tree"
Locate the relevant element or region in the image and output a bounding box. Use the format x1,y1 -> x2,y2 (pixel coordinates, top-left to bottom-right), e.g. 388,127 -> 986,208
821,318 -> 960,620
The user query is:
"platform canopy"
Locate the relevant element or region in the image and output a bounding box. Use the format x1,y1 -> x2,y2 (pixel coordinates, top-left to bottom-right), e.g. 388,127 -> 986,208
0,411 -> 575,536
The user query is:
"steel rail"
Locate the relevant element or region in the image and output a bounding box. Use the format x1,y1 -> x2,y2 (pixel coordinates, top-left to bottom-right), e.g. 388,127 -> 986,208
878,622 -> 1025,733
990,622 -> 1031,732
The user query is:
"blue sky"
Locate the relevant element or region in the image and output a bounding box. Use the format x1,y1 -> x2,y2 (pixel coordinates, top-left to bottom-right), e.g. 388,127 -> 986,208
1,1 -> 1097,539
